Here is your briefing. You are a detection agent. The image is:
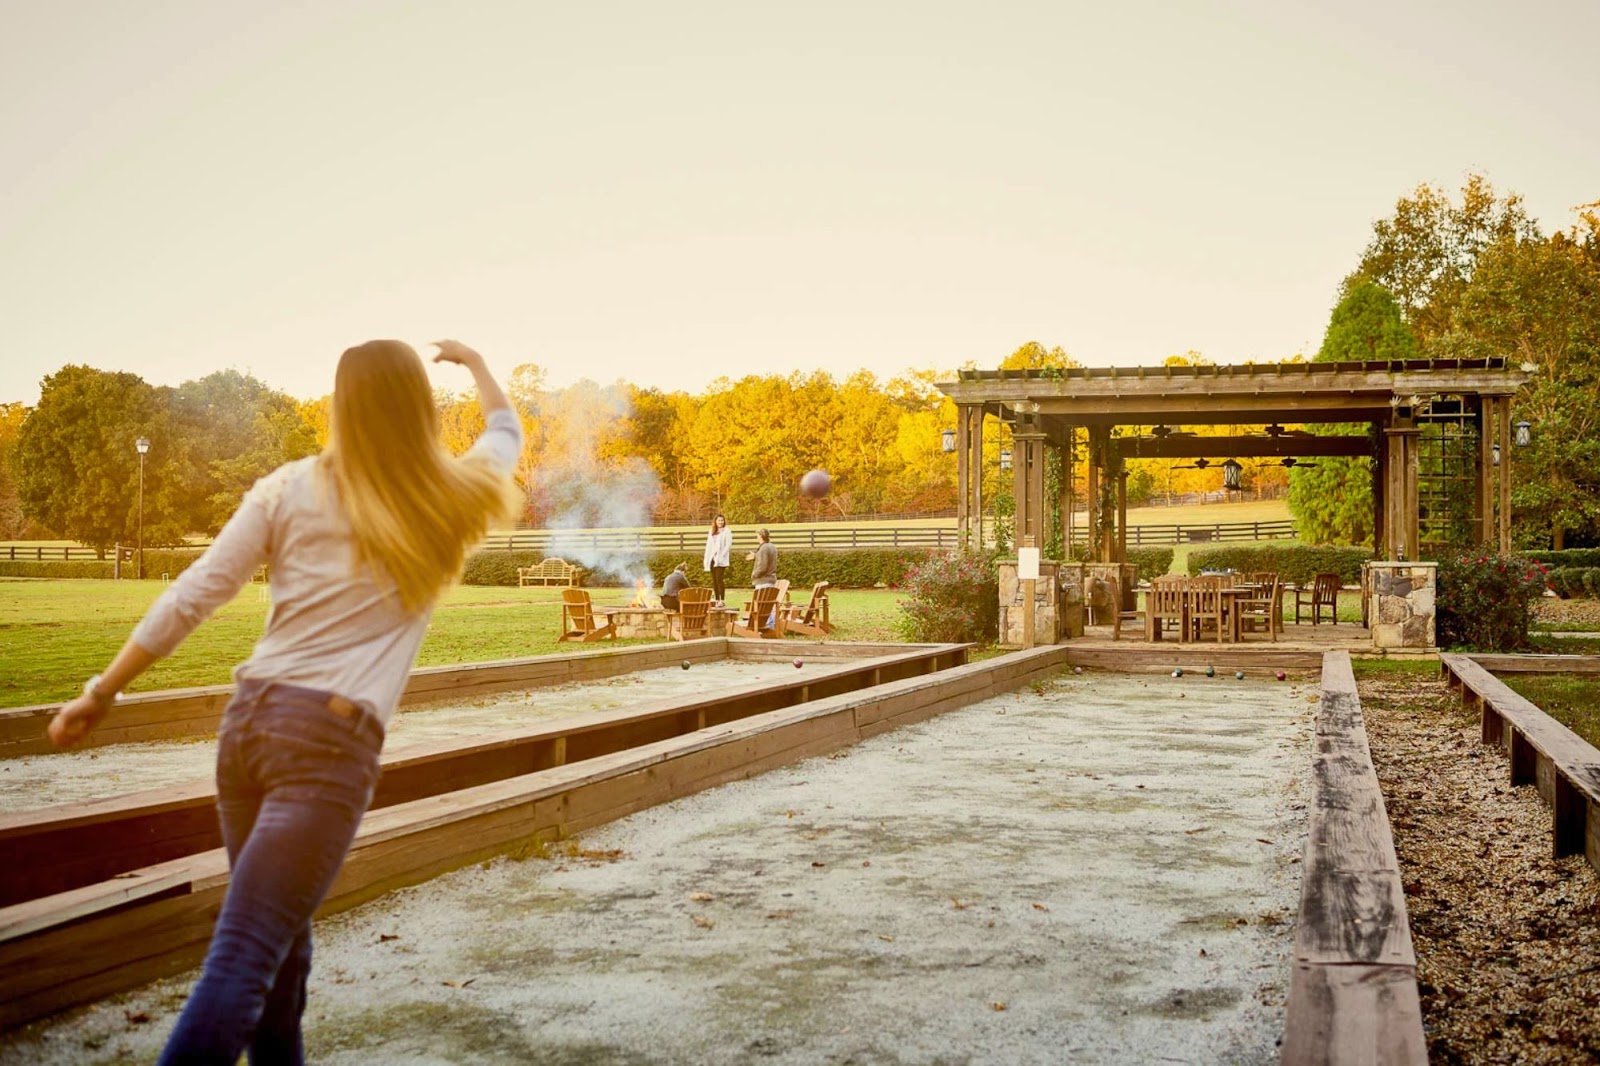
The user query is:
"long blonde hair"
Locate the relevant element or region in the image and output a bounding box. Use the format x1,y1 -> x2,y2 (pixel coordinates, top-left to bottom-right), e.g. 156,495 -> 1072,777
323,340 -> 514,612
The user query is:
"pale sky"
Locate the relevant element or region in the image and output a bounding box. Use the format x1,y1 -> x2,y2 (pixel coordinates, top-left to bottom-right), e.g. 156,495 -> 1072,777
2,0 -> 1596,406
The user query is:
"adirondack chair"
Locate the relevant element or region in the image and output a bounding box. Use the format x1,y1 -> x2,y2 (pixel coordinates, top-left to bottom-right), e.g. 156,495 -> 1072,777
1186,576 -> 1227,643
558,589 -> 617,642
1237,576 -> 1282,641
781,581 -> 832,637
733,582 -> 788,638
1144,576 -> 1188,642
671,587 -> 713,642
1293,573 -> 1341,626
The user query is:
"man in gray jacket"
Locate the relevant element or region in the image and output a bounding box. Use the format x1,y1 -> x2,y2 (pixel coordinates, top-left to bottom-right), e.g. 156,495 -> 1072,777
748,528 -> 777,589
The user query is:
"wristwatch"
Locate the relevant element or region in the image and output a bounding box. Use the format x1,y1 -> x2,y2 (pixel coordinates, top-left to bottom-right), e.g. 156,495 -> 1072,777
83,674 -> 120,708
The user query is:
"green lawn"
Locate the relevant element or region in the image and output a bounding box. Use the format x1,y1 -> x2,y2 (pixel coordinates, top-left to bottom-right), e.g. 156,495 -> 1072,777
1499,674 -> 1600,749
0,580 -> 910,708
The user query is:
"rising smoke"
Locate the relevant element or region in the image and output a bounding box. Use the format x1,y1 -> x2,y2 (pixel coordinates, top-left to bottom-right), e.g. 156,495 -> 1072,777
532,380 -> 661,588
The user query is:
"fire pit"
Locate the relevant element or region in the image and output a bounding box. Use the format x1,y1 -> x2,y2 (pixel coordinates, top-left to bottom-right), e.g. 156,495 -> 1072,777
599,606 -> 672,640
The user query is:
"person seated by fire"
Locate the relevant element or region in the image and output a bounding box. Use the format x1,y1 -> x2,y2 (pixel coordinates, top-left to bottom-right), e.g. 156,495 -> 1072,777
660,562 -> 689,611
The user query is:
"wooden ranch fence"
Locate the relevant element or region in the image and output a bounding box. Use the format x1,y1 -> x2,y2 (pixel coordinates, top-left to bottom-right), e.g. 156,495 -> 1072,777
2,519 -> 1298,562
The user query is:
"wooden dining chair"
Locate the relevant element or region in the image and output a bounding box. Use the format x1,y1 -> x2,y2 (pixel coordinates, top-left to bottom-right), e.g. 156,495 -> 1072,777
1294,573 -> 1341,626
1145,576 -> 1188,642
1186,576 -> 1226,643
1237,577 -> 1281,641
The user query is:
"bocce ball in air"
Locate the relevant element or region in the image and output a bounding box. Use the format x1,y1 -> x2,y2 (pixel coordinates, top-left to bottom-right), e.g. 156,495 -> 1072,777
799,469 -> 832,498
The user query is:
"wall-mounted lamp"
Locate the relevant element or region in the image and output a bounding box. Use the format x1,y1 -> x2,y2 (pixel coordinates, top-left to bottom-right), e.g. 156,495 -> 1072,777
940,428 -> 956,453
999,448 -> 1013,471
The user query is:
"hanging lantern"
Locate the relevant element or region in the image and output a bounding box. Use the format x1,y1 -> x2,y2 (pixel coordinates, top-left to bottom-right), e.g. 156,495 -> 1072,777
1222,458 -> 1244,492
1492,442 -> 1501,466
1515,420 -> 1532,447
941,428 -> 956,453
999,448 -> 1013,471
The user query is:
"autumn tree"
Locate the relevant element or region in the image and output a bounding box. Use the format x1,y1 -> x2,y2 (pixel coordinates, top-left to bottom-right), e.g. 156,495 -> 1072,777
14,366 -> 183,552
1288,281 -> 1419,545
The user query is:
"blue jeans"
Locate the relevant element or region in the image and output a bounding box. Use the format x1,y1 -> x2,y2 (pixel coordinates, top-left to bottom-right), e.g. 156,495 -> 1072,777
159,682 -> 383,1066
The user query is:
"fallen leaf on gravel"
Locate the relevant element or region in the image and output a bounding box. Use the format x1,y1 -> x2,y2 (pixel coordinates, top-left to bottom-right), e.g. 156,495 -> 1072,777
689,892 -> 714,902
1255,838 -> 1274,845
878,934 -> 894,942
691,915 -> 714,930
951,898 -> 971,910
862,860 -> 871,867
124,1010 -> 150,1025
811,861 -> 826,868
991,1002 -> 1007,1012
378,933 -> 400,942
1032,902 -> 1050,912
765,911 -> 794,920
1184,826 -> 1210,835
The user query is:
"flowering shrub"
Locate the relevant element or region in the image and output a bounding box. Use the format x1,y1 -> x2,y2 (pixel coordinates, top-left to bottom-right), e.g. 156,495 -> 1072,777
1436,551 -> 1549,651
895,549 -> 999,644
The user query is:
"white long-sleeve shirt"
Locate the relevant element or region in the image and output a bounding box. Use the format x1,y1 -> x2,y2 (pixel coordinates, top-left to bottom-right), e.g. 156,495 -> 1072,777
132,408 -> 523,726
703,527 -> 732,569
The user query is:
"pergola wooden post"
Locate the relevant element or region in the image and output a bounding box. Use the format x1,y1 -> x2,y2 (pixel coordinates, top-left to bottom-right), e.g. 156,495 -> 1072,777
1059,428 -> 1076,559
1383,411 -> 1421,561
1012,418 -> 1048,553
1497,396 -> 1512,552
955,404 -> 984,549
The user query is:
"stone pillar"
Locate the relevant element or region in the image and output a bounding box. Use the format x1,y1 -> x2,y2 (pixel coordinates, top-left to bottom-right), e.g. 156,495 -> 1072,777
999,559 -> 1076,646
1367,561 -> 1437,651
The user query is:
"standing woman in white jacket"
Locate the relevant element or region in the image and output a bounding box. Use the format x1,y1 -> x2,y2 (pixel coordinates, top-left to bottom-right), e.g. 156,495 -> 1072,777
702,513 -> 732,604
49,339 -> 520,1065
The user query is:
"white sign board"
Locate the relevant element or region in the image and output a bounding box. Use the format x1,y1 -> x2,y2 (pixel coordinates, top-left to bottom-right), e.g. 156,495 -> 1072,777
1017,547 -> 1041,581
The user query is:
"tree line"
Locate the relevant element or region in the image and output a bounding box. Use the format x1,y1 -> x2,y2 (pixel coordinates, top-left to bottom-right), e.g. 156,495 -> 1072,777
3,174 -> 1595,554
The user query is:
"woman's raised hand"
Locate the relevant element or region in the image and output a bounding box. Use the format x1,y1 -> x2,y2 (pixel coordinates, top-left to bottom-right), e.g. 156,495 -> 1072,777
432,340 -> 485,368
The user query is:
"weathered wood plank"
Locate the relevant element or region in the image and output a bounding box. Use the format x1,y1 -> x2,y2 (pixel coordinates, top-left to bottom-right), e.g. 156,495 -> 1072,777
1281,962 -> 1427,1065
1283,651 -> 1425,1059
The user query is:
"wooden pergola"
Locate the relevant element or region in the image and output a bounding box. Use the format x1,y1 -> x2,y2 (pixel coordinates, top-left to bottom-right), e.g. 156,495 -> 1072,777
938,358 -> 1529,564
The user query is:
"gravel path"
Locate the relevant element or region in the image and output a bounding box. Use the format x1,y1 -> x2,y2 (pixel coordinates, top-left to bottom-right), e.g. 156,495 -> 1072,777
2,670 -> 1311,1065
1359,670 -> 1600,1063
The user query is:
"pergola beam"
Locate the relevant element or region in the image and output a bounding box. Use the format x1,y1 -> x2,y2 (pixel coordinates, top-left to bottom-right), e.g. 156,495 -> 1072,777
1115,435 -> 1373,459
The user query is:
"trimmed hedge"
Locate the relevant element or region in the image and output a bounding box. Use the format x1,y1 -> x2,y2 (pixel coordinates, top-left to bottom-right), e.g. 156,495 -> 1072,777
0,549 -> 205,581
463,547 -> 932,590
1187,545 -> 1371,587
3,546 -> 932,591
1546,566 -> 1600,599
1525,548 -> 1600,570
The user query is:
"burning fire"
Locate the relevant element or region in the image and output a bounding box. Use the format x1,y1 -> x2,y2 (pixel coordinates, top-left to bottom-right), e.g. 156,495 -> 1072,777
629,578 -> 660,609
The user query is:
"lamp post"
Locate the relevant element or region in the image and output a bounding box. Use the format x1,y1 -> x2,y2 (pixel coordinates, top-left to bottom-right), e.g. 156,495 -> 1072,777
135,437 -> 150,579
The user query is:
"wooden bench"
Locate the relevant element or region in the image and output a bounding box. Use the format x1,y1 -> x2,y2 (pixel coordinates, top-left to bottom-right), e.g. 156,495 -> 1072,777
1440,653 -> 1600,869
1281,650 -> 1427,1065
518,558 -> 583,587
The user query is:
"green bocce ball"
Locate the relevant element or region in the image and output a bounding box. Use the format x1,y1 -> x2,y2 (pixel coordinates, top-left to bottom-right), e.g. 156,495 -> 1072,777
1205,665 -> 1216,678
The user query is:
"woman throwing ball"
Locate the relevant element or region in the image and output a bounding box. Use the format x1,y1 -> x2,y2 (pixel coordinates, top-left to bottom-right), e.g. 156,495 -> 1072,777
49,339 -> 521,1064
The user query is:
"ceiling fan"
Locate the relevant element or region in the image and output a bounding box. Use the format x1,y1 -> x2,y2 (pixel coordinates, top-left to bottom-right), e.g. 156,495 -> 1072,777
1171,457 -> 1214,470
1280,457 -> 1319,468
